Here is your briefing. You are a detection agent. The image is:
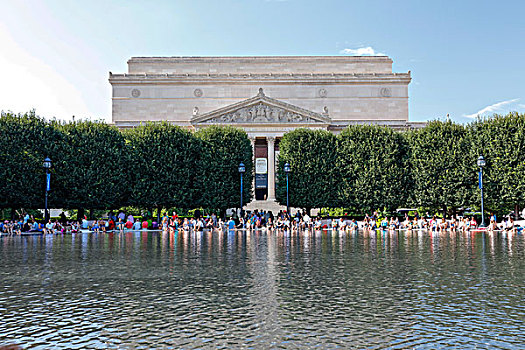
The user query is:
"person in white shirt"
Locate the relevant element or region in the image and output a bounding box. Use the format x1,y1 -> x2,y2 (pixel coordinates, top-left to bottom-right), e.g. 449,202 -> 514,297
44,220 -> 55,234
303,214 -> 311,229
506,217 -> 515,233
338,218 -> 347,231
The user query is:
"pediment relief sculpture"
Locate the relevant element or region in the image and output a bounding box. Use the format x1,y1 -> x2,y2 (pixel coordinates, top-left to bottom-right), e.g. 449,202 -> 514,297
205,103 -> 318,124
191,88 -> 331,125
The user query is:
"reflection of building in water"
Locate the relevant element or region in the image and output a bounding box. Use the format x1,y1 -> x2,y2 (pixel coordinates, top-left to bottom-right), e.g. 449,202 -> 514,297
247,233 -> 282,342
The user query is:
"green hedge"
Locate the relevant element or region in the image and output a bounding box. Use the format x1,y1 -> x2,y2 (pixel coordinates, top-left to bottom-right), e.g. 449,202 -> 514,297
275,114 -> 525,217
2,111 -> 524,218
0,113 -> 252,216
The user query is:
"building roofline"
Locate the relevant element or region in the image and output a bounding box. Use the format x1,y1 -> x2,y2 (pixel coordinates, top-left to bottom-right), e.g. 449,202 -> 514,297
128,56 -> 393,64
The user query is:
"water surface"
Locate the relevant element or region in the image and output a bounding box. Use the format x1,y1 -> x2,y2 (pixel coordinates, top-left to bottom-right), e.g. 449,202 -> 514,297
1,230 -> 523,349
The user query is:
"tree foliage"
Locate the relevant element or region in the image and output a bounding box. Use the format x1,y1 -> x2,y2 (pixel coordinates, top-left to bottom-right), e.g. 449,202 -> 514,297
468,112 -> 525,215
195,126 -> 253,211
276,129 -> 340,210
52,120 -> 130,210
1,110 -> 524,216
0,111 -> 63,209
407,120 -> 474,214
337,125 -> 409,213
124,122 -> 201,210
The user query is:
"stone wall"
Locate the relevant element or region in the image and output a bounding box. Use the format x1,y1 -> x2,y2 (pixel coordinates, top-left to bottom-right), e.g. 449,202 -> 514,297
127,56 -> 393,74
110,56 -> 411,128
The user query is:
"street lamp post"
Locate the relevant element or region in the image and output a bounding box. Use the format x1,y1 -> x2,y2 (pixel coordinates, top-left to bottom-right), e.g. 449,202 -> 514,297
477,155 -> 486,227
238,162 -> 245,218
43,157 -> 52,222
284,163 -> 291,215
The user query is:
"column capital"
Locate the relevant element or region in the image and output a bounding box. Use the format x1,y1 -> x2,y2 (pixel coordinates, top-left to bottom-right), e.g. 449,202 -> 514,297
267,136 -> 276,144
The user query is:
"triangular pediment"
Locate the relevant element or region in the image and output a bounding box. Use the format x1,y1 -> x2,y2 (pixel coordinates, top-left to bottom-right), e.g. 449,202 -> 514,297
191,88 -> 331,125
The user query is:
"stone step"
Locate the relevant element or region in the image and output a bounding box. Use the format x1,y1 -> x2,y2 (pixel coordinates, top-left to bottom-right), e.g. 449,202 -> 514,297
243,200 -> 320,216
244,200 -> 287,215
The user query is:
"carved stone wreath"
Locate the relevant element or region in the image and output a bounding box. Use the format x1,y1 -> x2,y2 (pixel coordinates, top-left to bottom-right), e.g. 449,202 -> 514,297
318,88 -> 327,98
194,88 -> 203,97
131,89 -> 141,98
380,88 -> 392,97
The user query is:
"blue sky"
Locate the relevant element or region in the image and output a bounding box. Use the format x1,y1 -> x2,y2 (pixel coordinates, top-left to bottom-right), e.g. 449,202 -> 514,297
0,0 -> 524,123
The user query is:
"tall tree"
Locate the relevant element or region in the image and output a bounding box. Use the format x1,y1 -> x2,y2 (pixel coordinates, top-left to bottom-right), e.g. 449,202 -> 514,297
276,128 -> 340,212
337,125 -> 409,213
53,120 -> 130,211
0,111 -> 63,210
124,122 -> 201,211
407,120 -> 474,216
468,112 -> 525,216
195,126 -> 253,212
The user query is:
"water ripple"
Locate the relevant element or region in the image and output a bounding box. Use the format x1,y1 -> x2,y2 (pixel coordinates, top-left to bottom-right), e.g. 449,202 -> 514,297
0,230 -> 523,348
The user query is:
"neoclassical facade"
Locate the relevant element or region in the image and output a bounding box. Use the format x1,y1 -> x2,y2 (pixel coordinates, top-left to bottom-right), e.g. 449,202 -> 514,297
110,56 -> 421,202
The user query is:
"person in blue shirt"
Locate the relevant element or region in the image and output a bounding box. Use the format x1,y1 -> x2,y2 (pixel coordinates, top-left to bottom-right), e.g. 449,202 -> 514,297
227,217 -> 236,231
81,217 -> 89,229
132,219 -> 142,231
30,220 -> 43,232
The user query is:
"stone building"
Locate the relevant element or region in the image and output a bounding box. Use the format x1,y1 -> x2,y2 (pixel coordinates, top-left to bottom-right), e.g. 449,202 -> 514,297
109,56 -> 422,205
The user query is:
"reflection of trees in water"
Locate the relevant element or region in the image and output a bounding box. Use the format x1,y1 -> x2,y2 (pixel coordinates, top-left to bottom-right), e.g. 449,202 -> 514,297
0,231 -> 523,348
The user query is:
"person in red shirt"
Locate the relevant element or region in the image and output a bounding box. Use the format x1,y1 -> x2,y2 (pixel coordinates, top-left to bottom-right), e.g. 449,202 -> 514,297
107,218 -> 115,231
125,220 -> 133,229
142,220 -> 149,230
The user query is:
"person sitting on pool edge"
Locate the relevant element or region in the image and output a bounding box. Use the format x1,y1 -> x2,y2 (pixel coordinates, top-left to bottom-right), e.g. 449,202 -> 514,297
132,219 -> 141,231
92,220 -> 100,233
29,219 -> 43,233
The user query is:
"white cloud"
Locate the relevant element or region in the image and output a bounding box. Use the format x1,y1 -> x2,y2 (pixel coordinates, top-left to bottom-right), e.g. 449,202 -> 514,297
339,46 -> 386,56
464,98 -> 521,119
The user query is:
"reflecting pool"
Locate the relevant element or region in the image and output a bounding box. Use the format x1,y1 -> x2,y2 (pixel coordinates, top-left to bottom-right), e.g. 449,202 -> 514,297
0,230 -> 524,349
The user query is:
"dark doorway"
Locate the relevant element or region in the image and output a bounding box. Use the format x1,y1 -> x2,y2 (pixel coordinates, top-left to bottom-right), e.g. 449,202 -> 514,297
254,139 -> 268,200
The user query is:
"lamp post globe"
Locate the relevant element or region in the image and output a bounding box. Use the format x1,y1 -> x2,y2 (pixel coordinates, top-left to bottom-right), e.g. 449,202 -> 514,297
43,157 -> 52,170
477,156 -> 486,227
477,155 -> 486,168
284,163 -> 291,215
43,157 -> 52,223
239,162 -> 245,218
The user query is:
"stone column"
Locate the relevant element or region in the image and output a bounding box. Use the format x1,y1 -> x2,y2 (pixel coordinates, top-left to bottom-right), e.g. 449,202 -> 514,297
249,137 -> 256,200
267,136 -> 276,200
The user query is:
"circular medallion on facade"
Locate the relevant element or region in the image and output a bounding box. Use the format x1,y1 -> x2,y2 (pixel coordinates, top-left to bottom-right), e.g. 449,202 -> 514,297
194,88 -> 203,97
131,89 -> 141,98
318,88 -> 327,98
380,88 -> 392,97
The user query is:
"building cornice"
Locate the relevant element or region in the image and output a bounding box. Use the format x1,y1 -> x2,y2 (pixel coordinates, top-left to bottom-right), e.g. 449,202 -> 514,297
128,56 -> 393,64
109,72 -> 411,85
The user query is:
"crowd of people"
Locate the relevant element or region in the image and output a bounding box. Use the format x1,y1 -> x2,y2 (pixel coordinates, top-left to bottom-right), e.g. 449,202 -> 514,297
0,209 -> 522,236
362,212 -> 520,233
0,211 -> 82,236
